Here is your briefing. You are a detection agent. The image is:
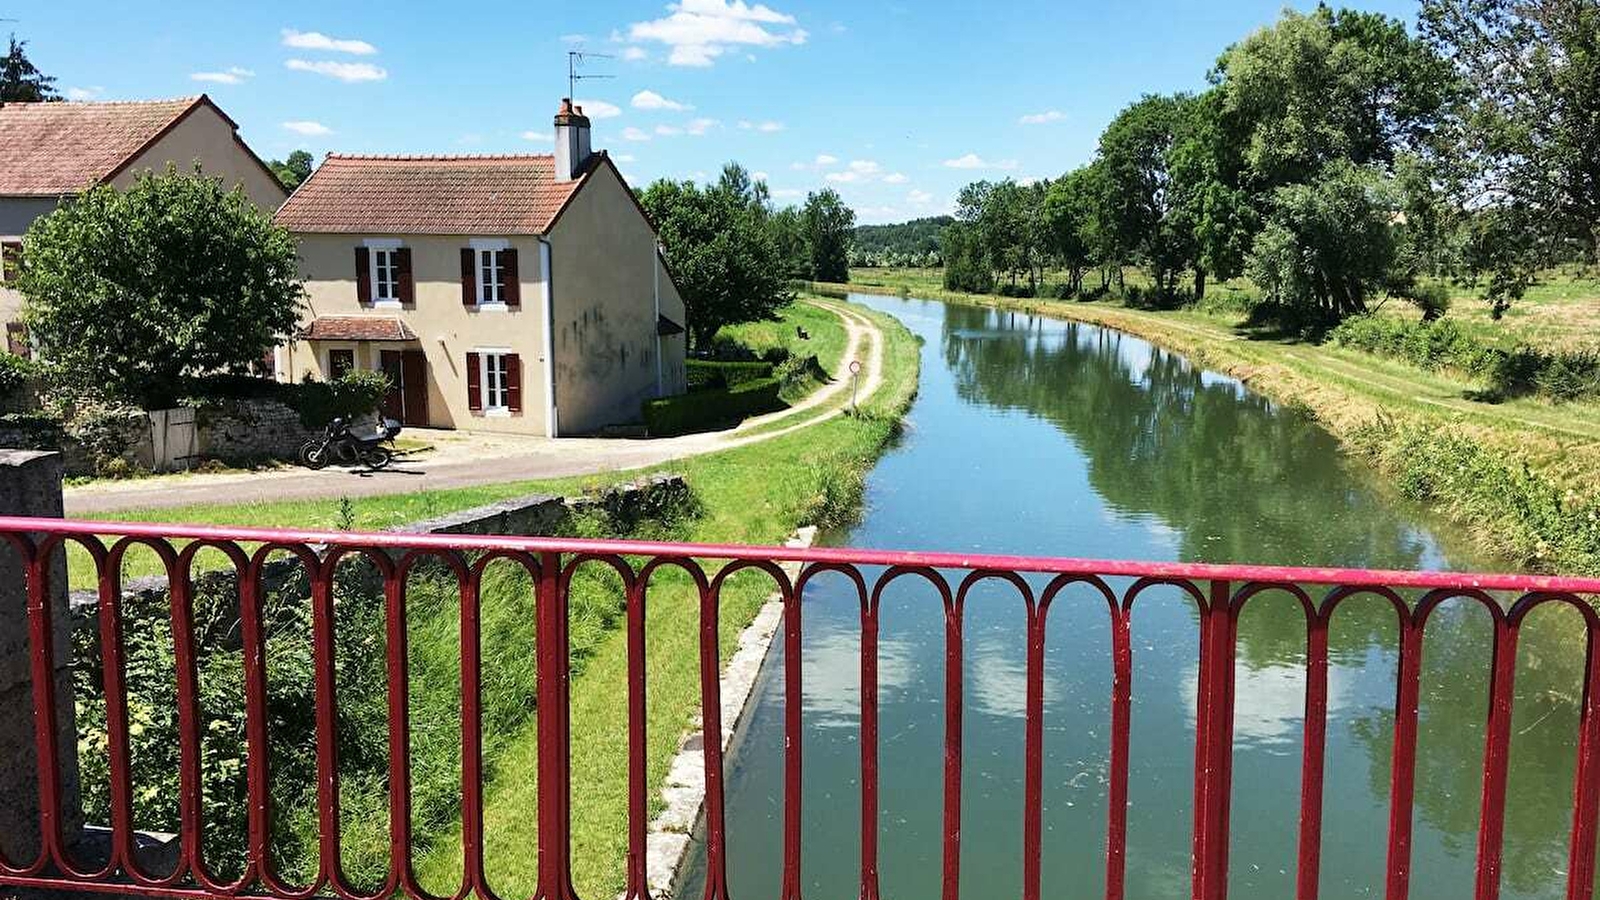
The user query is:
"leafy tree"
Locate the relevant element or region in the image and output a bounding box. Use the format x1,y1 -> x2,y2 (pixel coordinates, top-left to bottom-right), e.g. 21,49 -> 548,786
1421,0 -> 1600,264
0,34 -> 58,102
270,150 -> 315,191
17,168 -> 305,407
801,188 -> 855,283
853,216 -> 952,260
639,163 -> 794,349
1043,167 -> 1097,296
1215,7 -> 1457,190
1167,88 -> 1255,301
1246,161 -> 1404,328
940,222 -> 993,293
1098,93 -> 1198,302
767,206 -> 811,279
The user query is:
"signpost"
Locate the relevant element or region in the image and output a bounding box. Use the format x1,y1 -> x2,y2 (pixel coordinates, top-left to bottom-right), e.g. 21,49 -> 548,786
849,359 -> 862,412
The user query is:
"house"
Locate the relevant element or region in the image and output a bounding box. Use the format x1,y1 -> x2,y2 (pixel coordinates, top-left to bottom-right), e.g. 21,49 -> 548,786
272,99 -> 688,437
0,95 -> 289,353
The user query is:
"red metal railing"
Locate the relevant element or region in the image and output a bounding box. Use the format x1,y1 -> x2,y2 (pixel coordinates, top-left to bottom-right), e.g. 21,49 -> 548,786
1,515 -> 1599,900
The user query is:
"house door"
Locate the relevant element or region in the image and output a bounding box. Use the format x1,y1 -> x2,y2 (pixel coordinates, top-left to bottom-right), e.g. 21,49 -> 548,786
381,349 -> 429,426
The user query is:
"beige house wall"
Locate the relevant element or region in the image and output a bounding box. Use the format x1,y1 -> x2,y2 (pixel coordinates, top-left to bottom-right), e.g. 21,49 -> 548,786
111,103 -> 288,212
548,162 -> 687,434
284,233 -> 551,436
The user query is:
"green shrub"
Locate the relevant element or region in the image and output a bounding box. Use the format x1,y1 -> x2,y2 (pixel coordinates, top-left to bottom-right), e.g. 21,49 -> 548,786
684,359 -> 775,393
183,371 -> 390,428
642,376 -> 785,435
1329,314 -> 1600,403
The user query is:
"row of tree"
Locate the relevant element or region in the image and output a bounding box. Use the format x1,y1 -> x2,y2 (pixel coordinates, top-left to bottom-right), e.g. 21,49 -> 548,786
943,0 -> 1600,328
851,216 -> 951,268
637,164 -> 856,348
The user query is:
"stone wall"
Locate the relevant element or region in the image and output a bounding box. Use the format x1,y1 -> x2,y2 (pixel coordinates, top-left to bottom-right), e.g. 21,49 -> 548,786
195,398 -> 320,463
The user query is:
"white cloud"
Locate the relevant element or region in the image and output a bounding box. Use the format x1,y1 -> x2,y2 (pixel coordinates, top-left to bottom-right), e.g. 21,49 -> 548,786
847,159 -> 880,174
907,189 -> 934,204
285,59 -> 388,82
282,120 -> 332,136
65,86 -> 104,101
686,117 -> 719,135
615,153 -> 637,162
281,29 -> 377,55
623,46 -> 649,61
736,119 -> 784,132
655,124 -> 683,136
1019,109 -> 1065,125
629,0 -> 808,68
520,130 -> 552,143
631,89 -> 692,112
825,170 -> 860,183
943,153 -> 1018,170
883,172 -> 908,184
771,187 -> 804,199
190,67 -> 255,85
576,99 -> 622,119
622,126 -> 653,142
814,153 -> 838,165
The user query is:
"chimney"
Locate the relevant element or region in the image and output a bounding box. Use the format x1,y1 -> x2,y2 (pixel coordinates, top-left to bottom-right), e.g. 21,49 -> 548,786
553,98 -> 592,182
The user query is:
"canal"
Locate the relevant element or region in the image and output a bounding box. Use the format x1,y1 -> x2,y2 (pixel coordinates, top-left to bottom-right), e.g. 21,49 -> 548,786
680,294 -> 1588,899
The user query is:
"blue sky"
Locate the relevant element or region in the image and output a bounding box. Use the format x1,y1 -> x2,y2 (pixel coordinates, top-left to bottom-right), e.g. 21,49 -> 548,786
15,0 -> 1418,224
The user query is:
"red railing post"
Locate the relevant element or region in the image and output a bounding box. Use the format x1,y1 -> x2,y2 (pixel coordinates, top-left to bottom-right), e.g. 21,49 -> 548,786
1384,617 -> 1424,900
1472,619 -> 1520,900
1191,580 -> 1237,900
24,548 -> 66,870
940,596 -> 963,900
536,550 -> 578,900
1295,618 -> 1331,900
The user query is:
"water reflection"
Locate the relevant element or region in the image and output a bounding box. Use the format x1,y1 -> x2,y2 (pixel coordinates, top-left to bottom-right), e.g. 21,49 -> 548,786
678,297 -> 1590,900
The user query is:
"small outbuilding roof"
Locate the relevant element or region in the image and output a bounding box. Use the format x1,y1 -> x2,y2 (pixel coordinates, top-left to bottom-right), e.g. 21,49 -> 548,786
300,316 -> 418,342
274,153 -> 591,235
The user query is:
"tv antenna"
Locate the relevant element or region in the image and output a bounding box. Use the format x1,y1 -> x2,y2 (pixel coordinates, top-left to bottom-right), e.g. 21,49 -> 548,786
567,50 -> 614,101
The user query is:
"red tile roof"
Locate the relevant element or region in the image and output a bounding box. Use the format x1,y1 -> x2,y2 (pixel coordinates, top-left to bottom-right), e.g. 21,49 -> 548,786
0,97 -> 205,196
274,154 -> 589,235
300,315 -> 418,342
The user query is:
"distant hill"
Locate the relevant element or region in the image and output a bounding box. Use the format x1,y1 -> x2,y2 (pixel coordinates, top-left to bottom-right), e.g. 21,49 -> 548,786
851,216 -> 952,266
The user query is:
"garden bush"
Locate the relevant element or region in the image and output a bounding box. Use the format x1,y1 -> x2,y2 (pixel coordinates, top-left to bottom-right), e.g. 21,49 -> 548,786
642,376 -> 785,435
183,370 -> 392,428
684,359 -> 776,393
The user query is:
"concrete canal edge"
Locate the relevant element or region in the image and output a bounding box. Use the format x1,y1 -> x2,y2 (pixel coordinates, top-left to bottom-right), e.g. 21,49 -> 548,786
644,524 -> 818,897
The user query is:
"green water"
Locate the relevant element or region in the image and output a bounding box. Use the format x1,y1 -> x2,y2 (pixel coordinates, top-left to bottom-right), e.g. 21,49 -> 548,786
681,295 -> 1589,899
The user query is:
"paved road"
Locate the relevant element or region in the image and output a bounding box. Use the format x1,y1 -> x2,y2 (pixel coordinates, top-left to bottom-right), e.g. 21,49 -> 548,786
65,300 -> 886,516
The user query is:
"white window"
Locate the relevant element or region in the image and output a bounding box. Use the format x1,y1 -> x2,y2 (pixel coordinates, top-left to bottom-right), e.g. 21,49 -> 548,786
372,248 -> 399,302
478,249 -> 505,304
480,351 -> 510,413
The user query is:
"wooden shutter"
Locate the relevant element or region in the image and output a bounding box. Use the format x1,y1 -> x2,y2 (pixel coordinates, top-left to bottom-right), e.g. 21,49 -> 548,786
0,242 -> 21,283
502,249 -> 521,306
355,247 -> 371,302
6,323 -> 29,359
396,248 -> 414,304
466,351 -> 482,411
505,353 -> 522,412
461,249 -> 476,305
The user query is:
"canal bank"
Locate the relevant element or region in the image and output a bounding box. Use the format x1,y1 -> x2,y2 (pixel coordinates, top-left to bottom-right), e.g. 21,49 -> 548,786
813,279 -> 1600,577
679,294 -> 1588,900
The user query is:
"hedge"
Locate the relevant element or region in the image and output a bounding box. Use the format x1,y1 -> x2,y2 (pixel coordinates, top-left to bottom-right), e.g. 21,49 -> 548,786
643,376 -> 785,436
1329,314 -> 1600,403
685,359 -> 775,392
182,370 -> 392,428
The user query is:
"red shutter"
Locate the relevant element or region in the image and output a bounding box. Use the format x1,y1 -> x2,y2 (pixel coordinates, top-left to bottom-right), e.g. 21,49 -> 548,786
502,249 -> 521,306
396,248 -> 414,304
505,353 -> 522,412
466,352 -> 482,411
355,247 -> 371,303
461,249 -> 476,306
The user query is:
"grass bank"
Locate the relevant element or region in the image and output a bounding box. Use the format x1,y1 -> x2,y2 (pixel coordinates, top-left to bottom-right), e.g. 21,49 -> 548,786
821,269 -> 1600,575
67,299 -> 921,898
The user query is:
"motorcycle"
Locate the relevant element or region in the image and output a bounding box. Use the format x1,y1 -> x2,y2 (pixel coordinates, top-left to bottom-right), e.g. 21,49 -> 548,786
298,417 -> 402,470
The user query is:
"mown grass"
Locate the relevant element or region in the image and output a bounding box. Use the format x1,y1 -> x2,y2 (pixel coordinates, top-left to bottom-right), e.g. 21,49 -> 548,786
718,298 -> 849,377
829,268 -> 1600,575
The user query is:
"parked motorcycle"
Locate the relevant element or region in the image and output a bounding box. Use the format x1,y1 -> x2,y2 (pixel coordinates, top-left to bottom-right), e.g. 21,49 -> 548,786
298,417 -> 402,470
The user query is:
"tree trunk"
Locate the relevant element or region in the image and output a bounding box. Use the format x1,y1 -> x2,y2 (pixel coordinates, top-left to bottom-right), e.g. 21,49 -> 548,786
1194,266 -> 1207,303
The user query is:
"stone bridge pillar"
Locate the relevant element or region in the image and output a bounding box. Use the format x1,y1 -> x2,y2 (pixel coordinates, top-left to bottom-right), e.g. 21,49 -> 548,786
0,449 -> 82,865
